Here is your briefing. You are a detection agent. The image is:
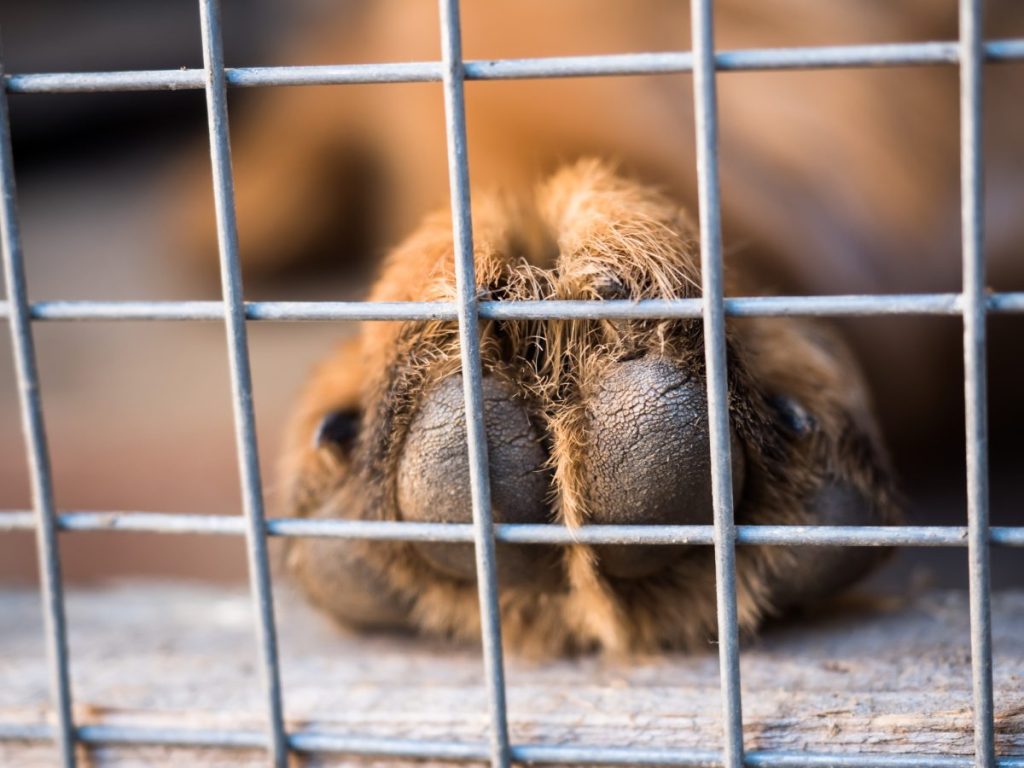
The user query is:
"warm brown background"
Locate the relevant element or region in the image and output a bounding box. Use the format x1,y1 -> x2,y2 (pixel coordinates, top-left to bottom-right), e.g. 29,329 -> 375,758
0,0 -> 1021,592
0,0 -> 359,584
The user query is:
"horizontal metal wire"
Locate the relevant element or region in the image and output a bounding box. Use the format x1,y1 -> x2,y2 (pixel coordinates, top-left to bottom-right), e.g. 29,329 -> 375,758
0,510 -> 1021,547
2,722 -> 1023,767
0,293 -> 1023,323
4,39 -> 1024,94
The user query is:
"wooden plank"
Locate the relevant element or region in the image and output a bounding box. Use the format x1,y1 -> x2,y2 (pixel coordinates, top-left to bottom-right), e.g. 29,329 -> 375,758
1,585 -> 1022,765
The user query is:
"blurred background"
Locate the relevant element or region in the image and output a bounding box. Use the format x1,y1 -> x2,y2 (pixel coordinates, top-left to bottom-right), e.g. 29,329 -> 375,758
0,0 -> 363,584
0,0 -> 1021,594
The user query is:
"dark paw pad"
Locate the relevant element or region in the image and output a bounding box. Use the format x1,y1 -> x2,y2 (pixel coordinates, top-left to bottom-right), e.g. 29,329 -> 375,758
582,357 -> 745,578
397,375 -> 558,585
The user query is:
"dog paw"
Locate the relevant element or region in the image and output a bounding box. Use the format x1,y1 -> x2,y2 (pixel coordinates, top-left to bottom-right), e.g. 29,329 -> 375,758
281,160 -> 899,654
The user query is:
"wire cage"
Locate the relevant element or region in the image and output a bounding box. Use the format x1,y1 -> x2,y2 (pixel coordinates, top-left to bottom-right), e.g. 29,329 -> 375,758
1,0 -> 1024,766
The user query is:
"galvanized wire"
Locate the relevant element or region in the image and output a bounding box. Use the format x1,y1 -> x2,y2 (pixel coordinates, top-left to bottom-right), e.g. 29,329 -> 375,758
958,1 -> 996,766
4,39 -> 1024,93
689,1 -> 744,765
4,721 -> 1024,768
1,510 -> 1023,547
437,1 -> 511,766
0,6 -> 1021,767
196,0 -> 287,763
1,292 -> 1024,322
0,44 -> 77,768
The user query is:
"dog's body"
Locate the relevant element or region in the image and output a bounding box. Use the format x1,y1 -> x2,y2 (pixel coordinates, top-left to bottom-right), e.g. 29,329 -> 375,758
178,2 -> 1024,652
179,0 -> 1024,447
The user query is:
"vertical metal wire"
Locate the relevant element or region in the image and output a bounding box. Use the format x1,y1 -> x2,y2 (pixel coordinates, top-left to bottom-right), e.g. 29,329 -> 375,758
196,1 -> 287,765
958,0 -> 995,766
689,1 -> 744,767
0,46 -> 77,768
436,1 -> 512,767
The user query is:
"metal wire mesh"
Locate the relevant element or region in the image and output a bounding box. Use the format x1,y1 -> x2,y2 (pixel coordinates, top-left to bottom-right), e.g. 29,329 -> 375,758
1,0 -> 1023,766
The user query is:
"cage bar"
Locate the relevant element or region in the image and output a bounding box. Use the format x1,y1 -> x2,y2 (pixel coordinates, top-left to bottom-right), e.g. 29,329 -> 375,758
689,1 -> 745,766
196,0 -> 287,764
2,292 -> 1024,322
4,39 -> 1024,94
0,3 -> 1021,766
0,509 -> 1022,548
4,721 -> 1024,768
436,1 -> 513,766
958,0 -> 996,766
0,46 -> 77,768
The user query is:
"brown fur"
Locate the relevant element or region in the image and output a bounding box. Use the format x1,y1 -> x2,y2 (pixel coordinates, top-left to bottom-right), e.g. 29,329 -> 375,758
281,161 -> 897,654
171,1 -> 1024,654
174,0 -> 1024,446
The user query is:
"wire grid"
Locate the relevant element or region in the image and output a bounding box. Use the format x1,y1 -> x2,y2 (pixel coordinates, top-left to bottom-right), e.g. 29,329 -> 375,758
1,0 -> 1023,766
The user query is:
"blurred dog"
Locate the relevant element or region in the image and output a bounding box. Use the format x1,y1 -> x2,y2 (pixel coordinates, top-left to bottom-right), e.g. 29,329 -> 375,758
176,1 -> 1024,653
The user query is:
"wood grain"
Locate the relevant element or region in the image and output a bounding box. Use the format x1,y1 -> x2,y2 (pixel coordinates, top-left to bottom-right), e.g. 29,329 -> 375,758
1,585 -> 1022,766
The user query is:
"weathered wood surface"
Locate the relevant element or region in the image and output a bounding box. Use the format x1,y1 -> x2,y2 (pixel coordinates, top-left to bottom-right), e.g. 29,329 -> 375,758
1,585 -> 1022,766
